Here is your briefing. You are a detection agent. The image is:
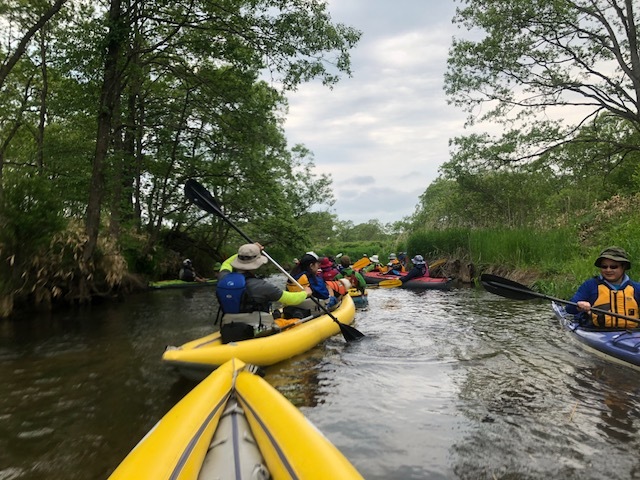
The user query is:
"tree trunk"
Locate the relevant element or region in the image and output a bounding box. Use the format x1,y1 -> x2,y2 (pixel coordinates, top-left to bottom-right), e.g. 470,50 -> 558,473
83,0 -> 126,264
36,28 -> 48,173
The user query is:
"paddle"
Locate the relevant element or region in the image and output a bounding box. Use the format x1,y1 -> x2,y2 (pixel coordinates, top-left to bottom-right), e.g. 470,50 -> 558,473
184,179 -> 364,342
352,257 -> 371,270
367,279 -> 402,289
428,258 -> 446,271
481,273 -> 640,324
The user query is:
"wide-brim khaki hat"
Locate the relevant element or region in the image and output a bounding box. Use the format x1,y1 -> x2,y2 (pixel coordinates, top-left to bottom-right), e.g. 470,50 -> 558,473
231,244 -> 268,270
594,246 -> 631,269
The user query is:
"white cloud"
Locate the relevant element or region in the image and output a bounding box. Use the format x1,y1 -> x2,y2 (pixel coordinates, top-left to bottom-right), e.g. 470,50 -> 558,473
284,1 -> 468,225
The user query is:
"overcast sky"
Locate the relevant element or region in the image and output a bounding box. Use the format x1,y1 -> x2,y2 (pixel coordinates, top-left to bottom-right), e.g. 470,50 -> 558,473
283,0 -> 470,225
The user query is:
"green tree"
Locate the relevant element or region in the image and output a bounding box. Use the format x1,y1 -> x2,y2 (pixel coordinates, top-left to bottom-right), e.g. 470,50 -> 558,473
78,0 -> 361,261
445,0 -> 640,171
0,0 -> 69,201
0,0 -> 361,312
331,218 -> 398,242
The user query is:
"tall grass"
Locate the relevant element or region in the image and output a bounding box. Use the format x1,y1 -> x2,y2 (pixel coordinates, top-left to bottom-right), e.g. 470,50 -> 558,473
407,227 -> 593,296
407,227 -> 580,269
318,194 -> 640,300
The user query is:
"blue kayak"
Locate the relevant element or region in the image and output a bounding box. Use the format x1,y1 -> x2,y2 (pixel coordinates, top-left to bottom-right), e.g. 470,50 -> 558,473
552,302 -> 640,371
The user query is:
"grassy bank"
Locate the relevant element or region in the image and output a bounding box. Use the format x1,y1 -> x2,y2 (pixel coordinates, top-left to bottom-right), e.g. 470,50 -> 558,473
405,225 -> 640,297
319,221 -> 640,299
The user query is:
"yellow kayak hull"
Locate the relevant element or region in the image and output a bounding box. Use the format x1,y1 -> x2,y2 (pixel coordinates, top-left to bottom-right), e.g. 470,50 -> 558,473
162,295 -> 356,379
108,359 -> 364,480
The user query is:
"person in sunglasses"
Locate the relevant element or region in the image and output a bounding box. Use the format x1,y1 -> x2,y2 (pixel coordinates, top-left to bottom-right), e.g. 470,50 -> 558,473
565,246 -> 640,328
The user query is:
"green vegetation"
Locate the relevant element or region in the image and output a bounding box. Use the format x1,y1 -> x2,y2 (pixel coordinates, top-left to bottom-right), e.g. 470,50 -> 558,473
402,0 -> 640,297
2,0 -> 640,316
0,0 -> 362,316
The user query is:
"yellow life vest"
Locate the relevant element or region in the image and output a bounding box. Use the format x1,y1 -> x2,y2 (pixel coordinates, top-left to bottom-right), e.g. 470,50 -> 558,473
286,273 -> 309,292
385,259 -> 405,273
592,283 -> 640,328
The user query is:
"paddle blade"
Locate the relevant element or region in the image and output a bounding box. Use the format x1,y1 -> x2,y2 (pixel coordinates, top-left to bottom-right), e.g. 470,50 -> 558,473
378,279 -> 402,289
184,179 -> 224,217
428,258 -> 446,270
480,274 -> 540,301
353,257 -> 371,270
339,322 -> 365,341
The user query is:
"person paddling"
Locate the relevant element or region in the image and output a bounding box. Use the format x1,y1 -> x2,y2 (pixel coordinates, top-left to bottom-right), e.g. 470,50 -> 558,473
319,256 -> 340,281
335,255 -> 367,293
383,253 -> 405,275
286,252 -> 349,316
362,255 -> 382,273
565,246 -> 640,328
216,243 -> 312,342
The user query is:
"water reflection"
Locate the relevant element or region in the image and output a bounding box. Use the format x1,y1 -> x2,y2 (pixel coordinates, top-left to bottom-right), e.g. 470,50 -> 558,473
573,365 -> 640,444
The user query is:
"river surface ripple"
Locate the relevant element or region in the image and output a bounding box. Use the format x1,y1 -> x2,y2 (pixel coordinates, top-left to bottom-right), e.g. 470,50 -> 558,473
0,281 -> 639,479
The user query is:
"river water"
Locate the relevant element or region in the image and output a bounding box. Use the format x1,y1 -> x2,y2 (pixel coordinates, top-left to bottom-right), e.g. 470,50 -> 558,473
1,280 -> 639,480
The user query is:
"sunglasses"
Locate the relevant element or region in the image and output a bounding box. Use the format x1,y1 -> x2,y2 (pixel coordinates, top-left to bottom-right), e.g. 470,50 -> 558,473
600,264 -> 621,270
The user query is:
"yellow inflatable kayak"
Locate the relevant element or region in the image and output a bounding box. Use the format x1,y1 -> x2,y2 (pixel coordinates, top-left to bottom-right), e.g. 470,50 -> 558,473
162,295 -> 356,379
109,359 -> 363,480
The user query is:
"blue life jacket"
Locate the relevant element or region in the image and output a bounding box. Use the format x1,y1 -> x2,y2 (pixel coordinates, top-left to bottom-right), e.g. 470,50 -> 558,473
216,272 -> 247,314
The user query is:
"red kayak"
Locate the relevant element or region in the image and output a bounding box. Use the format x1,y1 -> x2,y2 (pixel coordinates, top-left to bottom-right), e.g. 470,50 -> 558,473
363,271 -> 453,290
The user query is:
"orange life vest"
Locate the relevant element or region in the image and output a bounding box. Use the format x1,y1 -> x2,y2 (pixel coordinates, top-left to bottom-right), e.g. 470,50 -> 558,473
325,280 -> 349,296
592,283 -> 640,328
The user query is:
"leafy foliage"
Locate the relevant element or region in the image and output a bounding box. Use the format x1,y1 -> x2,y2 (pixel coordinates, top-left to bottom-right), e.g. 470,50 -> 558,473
445,0 -> 640,185
0,0 -> 362,315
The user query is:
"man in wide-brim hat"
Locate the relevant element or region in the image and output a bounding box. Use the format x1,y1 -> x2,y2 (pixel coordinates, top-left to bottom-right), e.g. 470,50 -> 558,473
565,246 -> 640,329
216,243 -> 312,342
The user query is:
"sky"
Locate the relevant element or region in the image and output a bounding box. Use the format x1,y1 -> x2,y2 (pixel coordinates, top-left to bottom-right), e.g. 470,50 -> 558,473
283,1 -> 470,225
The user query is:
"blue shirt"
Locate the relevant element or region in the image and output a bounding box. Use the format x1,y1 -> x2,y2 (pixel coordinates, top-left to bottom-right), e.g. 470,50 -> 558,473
293,271 -> 331,299
565,274 -> 640,316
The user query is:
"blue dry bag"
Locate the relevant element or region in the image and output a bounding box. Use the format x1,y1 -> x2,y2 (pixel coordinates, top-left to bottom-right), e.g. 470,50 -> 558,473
217,272 -> 246,314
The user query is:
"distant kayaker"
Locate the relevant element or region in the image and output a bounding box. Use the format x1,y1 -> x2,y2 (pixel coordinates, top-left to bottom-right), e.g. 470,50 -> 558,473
362,254 -> 382,273
335,255 -> 367,294
383,253 -> 405,275
565,246 -> 640,328
319,256 -> 340,281
179,259 -> 206,282
398,252 -> 408,270
287,252 -> 350,313
216,243 -> 312,343
400,255 -> 430,284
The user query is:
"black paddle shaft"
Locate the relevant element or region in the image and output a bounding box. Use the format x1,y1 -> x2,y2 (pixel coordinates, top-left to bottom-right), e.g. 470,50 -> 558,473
481,273 -> 640,324
184,179 -> 364,341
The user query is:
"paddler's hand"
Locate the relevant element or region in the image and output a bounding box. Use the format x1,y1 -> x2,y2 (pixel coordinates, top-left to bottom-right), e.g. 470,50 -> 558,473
576,301 -> 591,312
